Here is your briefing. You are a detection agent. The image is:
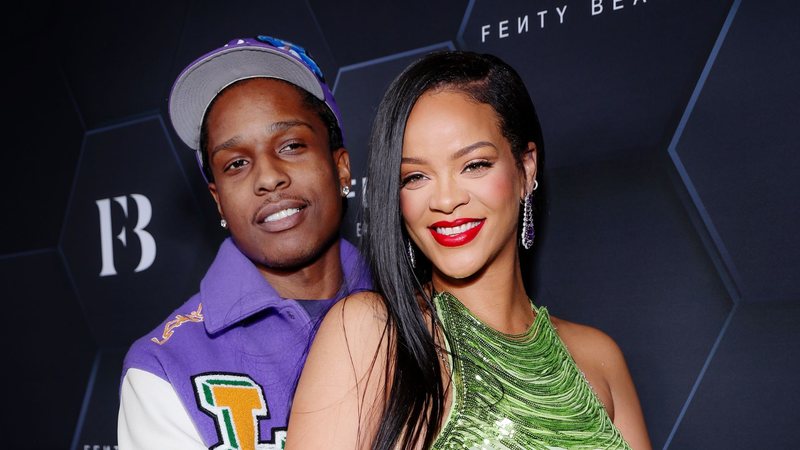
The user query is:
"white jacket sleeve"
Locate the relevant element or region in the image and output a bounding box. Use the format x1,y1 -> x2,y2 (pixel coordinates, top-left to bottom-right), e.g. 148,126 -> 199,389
118,368 -> 207,450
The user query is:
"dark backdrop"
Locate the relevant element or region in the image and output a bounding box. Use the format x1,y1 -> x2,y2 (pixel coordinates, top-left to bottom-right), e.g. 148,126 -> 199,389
5,0 -> 799,449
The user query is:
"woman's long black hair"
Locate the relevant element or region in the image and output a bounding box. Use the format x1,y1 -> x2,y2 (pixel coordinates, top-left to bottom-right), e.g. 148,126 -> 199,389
363,50 -> 545,450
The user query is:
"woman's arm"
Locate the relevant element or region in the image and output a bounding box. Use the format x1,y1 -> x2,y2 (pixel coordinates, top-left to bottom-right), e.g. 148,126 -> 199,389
286,292 -> 390,450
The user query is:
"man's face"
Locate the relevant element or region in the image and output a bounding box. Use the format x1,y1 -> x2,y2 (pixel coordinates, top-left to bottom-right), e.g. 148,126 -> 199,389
206,78 -> 350,270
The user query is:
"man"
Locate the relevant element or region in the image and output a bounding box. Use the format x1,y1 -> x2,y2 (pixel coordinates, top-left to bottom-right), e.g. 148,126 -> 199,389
118,35 -> 370,449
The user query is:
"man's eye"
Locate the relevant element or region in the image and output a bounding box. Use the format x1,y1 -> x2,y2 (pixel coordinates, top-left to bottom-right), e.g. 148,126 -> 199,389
280,142 -> 305,153
225,159 -> 249,171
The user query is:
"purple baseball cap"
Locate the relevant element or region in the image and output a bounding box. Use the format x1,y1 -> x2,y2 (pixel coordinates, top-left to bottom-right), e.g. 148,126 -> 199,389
168,35 -> 342,156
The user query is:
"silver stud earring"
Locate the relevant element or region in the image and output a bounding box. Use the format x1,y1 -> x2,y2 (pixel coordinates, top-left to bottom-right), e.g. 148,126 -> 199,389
220,218 -> 228,229
407,240 -> 416,268
520,191 -> 534,249
341,185 -> 350,197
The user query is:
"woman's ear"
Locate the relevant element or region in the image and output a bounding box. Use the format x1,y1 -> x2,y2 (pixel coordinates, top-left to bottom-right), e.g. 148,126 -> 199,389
522,142 -> 538,194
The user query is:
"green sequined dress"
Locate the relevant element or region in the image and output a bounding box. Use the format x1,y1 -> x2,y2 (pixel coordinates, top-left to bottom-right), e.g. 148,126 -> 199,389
431,292 -> 631,450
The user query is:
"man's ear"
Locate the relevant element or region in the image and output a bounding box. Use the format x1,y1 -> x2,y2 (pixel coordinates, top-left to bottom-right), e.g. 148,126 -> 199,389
521,142 -> 538,196
333,147 -> 352,191
208,182 -> 224,219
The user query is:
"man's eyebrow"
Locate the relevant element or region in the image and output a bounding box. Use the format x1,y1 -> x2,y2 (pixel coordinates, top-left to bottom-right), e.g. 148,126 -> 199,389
209,120 -> 315,158
269,120 -> 314,133
210,136 -> 242,158
401,141 -> 497,165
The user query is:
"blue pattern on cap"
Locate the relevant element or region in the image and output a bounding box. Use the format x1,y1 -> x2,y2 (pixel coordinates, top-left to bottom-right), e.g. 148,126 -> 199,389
256,35 -> 326,82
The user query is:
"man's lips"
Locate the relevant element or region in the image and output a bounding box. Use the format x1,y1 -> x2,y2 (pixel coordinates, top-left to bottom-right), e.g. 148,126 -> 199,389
254,199 -> 308,231
428,218 -> 485,247
264,207 -> 301,222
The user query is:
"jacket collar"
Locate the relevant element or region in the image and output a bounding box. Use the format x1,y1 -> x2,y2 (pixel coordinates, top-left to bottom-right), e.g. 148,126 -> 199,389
200,237 -> 370,334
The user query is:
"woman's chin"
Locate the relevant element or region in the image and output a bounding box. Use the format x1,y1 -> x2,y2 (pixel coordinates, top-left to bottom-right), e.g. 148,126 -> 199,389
431,260 -> 483,282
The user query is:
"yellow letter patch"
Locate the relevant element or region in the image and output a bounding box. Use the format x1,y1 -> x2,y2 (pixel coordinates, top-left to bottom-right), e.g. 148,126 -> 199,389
193,373 -> 286,450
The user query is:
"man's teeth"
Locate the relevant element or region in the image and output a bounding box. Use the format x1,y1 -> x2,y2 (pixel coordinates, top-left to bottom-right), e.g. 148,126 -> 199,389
265,208 -> 301,222
435,221 -> 480,236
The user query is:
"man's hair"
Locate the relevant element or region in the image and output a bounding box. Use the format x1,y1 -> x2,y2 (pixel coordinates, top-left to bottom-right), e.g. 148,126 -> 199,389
197,78 -> 344,182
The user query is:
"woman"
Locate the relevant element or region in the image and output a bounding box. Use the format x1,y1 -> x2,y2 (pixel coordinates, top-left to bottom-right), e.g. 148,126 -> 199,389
287,51 -> 651,450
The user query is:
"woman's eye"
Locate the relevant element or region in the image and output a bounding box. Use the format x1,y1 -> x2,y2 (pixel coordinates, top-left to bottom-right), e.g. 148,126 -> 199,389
401,173 -> 425,188
224,159 -> 249,172
463,160 -> 493,173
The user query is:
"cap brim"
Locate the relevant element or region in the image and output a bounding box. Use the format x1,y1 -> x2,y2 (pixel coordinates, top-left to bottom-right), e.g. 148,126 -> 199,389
169,44 -> 324,150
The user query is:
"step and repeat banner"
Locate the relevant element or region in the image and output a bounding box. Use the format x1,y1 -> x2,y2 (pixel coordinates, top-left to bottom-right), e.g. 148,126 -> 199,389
5,0 -> 799,448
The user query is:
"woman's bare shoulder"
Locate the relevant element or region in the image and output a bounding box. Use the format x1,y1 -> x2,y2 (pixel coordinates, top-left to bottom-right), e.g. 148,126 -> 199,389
287,291 -> 391,449
316,290 -> 390,357
327,290 -> 388,328
335,290 -> 388,316
549,314 -> 651,449
550,315 -> 624,364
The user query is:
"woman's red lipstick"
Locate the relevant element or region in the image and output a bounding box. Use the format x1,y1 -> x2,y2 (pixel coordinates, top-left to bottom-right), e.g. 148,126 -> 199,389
428,218 -> 485,247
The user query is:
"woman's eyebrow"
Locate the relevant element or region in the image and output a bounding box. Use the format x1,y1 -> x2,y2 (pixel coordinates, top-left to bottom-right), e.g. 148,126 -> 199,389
450,141 -> 496,160
401,141 -> 497,165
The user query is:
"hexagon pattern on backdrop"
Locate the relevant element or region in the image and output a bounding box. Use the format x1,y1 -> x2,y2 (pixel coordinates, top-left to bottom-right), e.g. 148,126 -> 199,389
670,0 -> 800,304
2,251 -> 96,449
458,0 -> 736,168
61,116 -> 219,348
4,1 -> 798,448
4,31 -> 84,255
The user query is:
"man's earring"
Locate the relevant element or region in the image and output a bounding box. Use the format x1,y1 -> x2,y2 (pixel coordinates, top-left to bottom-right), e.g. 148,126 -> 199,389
220,218 -> 228,229
341,185 -> 350,197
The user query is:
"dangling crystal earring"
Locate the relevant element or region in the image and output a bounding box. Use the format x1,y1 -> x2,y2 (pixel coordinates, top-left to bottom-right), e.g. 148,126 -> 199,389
520,191 -> 534,249
341,185 -> 350,197
407,240 -> 416,268
220,218 -> 228,229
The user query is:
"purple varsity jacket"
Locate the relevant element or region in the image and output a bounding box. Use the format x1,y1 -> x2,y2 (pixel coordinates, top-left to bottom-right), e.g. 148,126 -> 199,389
121,237 -> 371,448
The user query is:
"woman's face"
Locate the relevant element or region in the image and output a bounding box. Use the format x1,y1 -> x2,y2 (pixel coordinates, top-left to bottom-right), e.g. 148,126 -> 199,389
400,89 -> 536,280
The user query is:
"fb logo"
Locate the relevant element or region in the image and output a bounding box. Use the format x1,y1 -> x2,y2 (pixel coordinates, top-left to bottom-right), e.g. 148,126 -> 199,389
95,194 -> 156,277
